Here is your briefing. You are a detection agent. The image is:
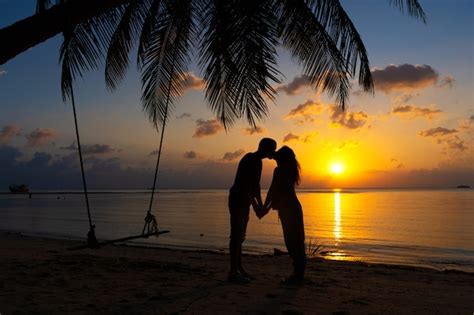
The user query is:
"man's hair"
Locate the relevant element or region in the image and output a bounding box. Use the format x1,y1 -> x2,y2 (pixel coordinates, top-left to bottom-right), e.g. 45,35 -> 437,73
258,138 -> 277,153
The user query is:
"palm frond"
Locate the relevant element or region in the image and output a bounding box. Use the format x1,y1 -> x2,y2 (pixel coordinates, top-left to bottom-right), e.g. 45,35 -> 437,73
139,0 -> 195,127
60,7 -> 124,101
389,0 -> 427,22
200,0 -> 281,128
137,0 -> 162,68
278,0 -> 352,109
307,0 -> 373,94
198,0 -> 240,126
105,0 -> 151,90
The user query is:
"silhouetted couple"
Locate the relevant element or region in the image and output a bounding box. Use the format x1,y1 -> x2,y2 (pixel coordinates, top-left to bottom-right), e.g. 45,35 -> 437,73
228,138 -> 306,285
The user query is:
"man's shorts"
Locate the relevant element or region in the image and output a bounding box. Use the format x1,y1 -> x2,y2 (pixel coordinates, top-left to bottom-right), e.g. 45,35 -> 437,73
229,206 -> 250,244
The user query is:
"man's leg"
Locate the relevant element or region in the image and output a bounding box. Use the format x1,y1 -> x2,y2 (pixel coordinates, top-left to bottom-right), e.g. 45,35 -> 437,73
237,206 -> 250,272
229,207 -> 240,274
228,206 -> 250,282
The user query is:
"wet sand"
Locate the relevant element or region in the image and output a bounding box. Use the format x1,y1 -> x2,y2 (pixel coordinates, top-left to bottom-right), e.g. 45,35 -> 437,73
0,232 -> 472,314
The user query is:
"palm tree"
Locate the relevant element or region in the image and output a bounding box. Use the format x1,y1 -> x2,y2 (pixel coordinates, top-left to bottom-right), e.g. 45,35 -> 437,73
2,0 -> 426,127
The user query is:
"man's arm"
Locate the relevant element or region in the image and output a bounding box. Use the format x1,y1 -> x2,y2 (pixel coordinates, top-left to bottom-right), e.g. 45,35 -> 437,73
255,160 -> 264,208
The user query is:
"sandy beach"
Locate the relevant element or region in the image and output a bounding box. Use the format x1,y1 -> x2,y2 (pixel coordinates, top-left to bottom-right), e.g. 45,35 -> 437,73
0,232 -> 472,314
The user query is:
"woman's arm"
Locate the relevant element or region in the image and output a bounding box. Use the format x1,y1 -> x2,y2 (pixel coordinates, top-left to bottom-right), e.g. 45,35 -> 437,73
264,168 -> 279,210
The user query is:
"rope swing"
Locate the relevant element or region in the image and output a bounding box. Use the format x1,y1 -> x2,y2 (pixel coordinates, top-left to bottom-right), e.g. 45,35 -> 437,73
67,81 -> 171,251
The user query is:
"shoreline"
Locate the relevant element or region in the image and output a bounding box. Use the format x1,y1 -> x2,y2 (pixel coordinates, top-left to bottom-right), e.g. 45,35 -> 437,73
4,230 -> 473,274
1,232 -> 473,314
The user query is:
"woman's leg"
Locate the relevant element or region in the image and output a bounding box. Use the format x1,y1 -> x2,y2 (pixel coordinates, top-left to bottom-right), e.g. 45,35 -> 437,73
280,206 -> 306,280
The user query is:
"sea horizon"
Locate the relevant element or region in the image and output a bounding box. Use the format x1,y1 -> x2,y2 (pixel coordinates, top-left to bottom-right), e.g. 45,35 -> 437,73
1,189 -> 473,273
1,186 -> 472,193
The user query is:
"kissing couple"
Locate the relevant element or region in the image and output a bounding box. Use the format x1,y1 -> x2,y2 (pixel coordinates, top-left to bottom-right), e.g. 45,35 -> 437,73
228,138 -> 306,285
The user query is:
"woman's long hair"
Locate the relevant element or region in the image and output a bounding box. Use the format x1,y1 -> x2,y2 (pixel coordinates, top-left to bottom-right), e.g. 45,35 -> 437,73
274,146 -> 300,186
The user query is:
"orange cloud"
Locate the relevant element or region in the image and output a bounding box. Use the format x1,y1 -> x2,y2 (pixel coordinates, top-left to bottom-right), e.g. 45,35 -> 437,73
183,151 -> 198,159
329,106 -> 369,129
282,132 -> 316,143
222,149 -> 245,161
0,125 -> 21,144
181,72 -> 205,92
25,128 -> 57,146
193,119 -> 224,138
242,126 -> 265,135
285,99 -> 324,123
283,133 -> 299,143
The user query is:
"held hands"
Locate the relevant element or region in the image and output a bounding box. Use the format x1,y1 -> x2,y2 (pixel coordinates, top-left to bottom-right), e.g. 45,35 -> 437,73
254,204 -> 270,219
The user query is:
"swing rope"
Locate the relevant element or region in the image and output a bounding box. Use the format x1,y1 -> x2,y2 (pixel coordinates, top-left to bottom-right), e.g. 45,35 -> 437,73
67,75 -> 173,250
70,88 -> 99,248
68,82 -> 171,251
142,65 -> 173,236
66,22 -> 175,249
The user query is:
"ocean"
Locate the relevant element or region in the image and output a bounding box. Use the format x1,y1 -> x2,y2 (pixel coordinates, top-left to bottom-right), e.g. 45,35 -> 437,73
0,189 -> 473,272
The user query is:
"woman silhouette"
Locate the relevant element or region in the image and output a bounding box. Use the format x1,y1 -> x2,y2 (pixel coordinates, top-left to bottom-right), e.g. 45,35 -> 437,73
264,146 -> 306,284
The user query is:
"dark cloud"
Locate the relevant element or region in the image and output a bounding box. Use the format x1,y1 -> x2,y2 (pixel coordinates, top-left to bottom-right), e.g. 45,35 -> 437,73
444,136 -> 467,152
25,128 -> 57,146
283,133 -> 299,143
437,75 -> 455,88
60,142 -> 116,155
193,119 -> 224,138
181,72 -> 205,91
183,151 -> 198,159
470,115 -> 474,122
285,99 -> 324,123
418,127 -> 468,153
176,112 -> 192,119
243,126 -> 264,135
1,144 -> 472,190
0,145 -> 244,189
329,106 -> 368,129
391,105 -> 442,120
418,127 -> 458,137
275,75 -> 310,95
372,64 -> 438,93
222,149 -> 245,161
390,158 -> 404,169
0,125 -> 21,144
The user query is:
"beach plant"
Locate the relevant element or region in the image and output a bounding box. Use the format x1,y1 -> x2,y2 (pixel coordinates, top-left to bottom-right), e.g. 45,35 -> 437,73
0,0 -> 425,128
305,238 -> 324,258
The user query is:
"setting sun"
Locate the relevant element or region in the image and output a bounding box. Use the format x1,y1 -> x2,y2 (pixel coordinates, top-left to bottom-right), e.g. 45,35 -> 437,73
330,162 -> 345,175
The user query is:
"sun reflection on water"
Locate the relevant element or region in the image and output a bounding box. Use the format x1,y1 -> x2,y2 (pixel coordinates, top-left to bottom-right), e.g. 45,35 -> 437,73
334,191 -> 341,243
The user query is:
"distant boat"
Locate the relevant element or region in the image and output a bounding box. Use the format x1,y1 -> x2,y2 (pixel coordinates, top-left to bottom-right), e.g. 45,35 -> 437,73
9,184 -> 29,193
456,185 -> 471,189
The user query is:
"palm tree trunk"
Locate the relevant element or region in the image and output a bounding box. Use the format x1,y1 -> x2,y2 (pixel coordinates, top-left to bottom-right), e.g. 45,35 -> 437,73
0,0 -> 131,65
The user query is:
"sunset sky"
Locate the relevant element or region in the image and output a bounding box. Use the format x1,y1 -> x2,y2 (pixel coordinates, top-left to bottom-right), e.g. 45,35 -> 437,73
0,0 -> 472,189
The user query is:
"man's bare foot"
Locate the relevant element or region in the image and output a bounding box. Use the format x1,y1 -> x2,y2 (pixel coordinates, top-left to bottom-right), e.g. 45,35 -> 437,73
239,269 -> 256,280
227,271 -> 250,284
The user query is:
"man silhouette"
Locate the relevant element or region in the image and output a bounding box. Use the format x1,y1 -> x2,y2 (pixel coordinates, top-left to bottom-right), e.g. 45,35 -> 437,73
228,138 -> 277,282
